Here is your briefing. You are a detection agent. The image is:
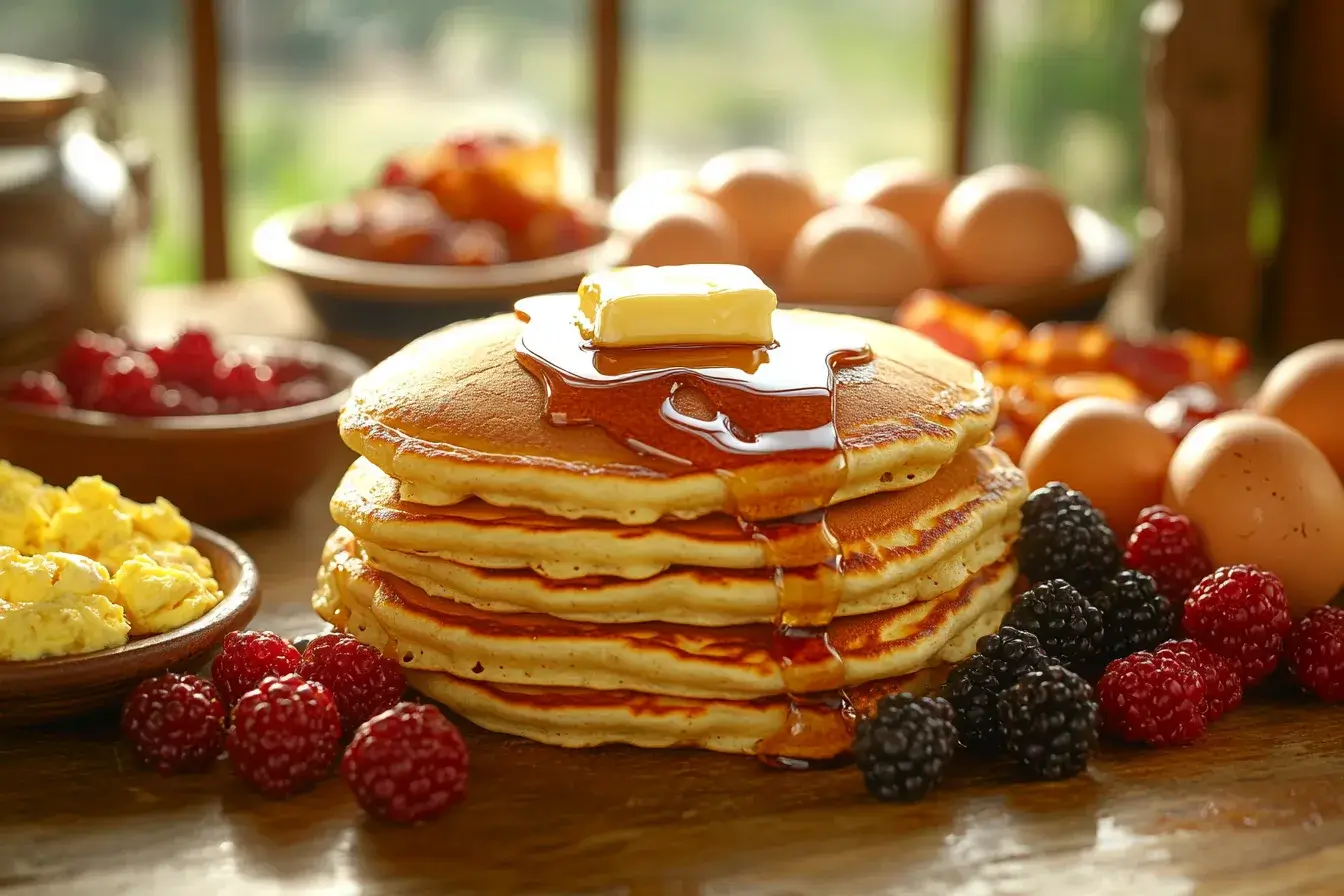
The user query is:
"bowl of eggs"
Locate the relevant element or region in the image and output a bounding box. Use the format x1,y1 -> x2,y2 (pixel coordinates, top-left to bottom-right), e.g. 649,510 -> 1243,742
254,134 -> 630,359
609,148 -> 1131,323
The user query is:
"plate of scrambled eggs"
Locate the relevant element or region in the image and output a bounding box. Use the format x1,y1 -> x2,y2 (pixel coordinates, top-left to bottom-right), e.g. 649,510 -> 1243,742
0,461 -> 260,725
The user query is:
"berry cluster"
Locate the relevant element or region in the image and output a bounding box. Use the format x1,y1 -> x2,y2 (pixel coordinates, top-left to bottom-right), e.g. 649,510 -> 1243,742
119,630 -> 468,824
5,328 -> 332,417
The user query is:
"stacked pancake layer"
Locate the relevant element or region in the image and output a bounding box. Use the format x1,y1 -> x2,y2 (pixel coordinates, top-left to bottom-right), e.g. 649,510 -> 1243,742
317,302 -> 1026,758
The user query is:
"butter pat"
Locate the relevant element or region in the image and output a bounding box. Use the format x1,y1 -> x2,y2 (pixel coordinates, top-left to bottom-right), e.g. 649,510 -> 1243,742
577,264 -> 777,347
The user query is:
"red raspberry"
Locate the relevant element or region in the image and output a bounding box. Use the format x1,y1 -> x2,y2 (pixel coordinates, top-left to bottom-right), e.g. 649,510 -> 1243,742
1286,607 -> 1344,701
342,703 -> 469,823
57,329 -> 125,403
211,354 -> 277,411
210,630 -> 302,706
1123,506 -> 1212,619
1182,565 -> 1290,687
297,633 -> 406,735
1098,651 -> 1207,746
120,673 -> 227,774
90,352 -> 163,416
149,328 -> 219,393
267,357 -> 321,386
1154,639 -> 1243,722
6,370 -> 68,407
227,674 -> 342,797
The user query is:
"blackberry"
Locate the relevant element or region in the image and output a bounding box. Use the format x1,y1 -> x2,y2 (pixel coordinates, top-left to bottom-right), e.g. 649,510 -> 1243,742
998,665 -> 1099,780
1017,482 -> 1121,593
1001,579 -> 1106,672
1091,570 -> 1174,660
941,626 -> 1054,752
853,693 -> 958,802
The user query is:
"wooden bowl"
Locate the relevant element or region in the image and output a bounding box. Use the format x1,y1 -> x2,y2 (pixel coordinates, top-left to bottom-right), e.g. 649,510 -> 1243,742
0,525 -> 260,726
0,337 -> 367,526
253,204 -> 631,360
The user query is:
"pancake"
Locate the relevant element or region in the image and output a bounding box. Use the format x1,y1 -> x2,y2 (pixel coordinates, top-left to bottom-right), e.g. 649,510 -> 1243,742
331,445 -> 1026,587
340,303 -> 997,524
319,533 -> 1013,701
402,666 -> 953,755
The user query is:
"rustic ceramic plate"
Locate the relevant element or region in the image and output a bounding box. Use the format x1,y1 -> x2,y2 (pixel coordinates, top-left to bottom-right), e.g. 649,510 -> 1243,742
0,525 -> 260,727
0,336 -> 367,526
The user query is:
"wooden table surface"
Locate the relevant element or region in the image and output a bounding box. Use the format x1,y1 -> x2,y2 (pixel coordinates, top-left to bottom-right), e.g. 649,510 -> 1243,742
2,282 -> 1343,895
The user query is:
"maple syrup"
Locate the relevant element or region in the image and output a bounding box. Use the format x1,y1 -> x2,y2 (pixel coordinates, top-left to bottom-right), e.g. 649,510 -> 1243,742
514,296 -> 871,765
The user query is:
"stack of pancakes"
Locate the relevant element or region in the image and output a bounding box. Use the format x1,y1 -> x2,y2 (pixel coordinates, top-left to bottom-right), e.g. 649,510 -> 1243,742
315,301 -> 1027,759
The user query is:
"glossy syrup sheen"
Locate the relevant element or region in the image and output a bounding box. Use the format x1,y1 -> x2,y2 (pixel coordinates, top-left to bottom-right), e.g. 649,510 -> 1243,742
514,295 -> 875,765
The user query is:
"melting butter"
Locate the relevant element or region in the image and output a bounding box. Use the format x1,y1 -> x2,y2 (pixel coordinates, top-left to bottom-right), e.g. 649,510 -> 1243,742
577,264 -> 777,347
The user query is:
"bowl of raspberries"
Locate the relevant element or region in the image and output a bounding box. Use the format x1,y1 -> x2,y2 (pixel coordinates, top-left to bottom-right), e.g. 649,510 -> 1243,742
0,326 -> 368,525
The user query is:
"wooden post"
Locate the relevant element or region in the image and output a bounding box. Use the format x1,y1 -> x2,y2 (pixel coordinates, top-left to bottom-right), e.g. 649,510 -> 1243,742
950,0 -> 979,176
188,0 -> 228,281
592,0 -> 621,200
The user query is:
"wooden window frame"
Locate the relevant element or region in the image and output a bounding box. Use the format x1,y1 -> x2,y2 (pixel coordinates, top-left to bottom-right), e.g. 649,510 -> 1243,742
185,0 -> 978,282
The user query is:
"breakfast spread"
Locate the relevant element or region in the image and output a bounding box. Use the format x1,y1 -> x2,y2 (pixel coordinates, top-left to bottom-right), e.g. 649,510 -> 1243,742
290,134 -> 601,266
0,462 -> 221,660
3,327 -> 334,416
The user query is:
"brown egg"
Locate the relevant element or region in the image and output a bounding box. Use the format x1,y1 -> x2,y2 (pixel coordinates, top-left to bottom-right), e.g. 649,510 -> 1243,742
781,205 -> 933,305
1020,396 -> 1175,538
697,148 -> 823,280
1164,412 -> 1344,615
1254,340 -> 1344,480
840,159 -> 952,246
608,169 -> 699,233
935,164 -> 1079,287
622,192 -> 743,267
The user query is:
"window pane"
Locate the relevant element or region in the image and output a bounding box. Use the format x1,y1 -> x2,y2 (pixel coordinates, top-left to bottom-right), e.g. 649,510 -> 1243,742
224,0 -> 589,276
0,0 -> 195,284
973,0 -> 1147,229
626,0 -> 948,190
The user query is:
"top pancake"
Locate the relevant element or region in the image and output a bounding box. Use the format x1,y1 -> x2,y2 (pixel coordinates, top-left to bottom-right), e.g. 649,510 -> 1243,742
340,301 -> 997,524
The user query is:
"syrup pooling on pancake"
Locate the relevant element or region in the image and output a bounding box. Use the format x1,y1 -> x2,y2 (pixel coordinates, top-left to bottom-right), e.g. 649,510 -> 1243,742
514,285 -> 872,766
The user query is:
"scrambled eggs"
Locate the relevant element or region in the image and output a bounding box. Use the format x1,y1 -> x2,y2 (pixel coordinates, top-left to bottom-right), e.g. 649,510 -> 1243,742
0,462 -> 223,660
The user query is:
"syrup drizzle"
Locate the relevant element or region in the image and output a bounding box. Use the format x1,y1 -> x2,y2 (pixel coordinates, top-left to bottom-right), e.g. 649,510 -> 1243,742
514,295 -> 871,765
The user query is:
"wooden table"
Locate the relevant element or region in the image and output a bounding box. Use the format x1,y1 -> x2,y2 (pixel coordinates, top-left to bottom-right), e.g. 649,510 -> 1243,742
3,283 -> 1344,894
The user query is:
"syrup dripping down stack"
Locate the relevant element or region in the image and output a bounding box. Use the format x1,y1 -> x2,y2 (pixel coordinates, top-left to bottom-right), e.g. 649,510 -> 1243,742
316,286 -> 1027,761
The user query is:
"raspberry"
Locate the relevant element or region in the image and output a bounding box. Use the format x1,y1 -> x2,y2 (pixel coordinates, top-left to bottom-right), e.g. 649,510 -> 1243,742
853,693 -> 958,803
297,633 -> 406,735
1123,506 -> 1212,618
1092,570 -> 1175,660
1098,651 -> 1206,746
998,665 -> 1099,780
1016,482 -> 1121,594
57,329 -> 125,403
1182,565 -> 1290,687
1001,579 -> 1106,672
941,626 -> 1053,752
342,703 -> 470,823
212,354 -> 277,411
120,673 -> 227,774
90,352 -> 163,416
1155,639 -> 1243,722
227,674 -> 342,797
6,370 -> 68,407
150,328 -> 219,393
210,630 -> 302,706
268,357 -> 322,386
1286,607 -> 1344,702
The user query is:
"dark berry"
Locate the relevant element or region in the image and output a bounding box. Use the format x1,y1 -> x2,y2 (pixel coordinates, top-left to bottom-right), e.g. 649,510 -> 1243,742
1122,505 -> 1212,621
1182,565 -> 1290,687
342,702 -> 470,823
998,665 -> 1099,780
210,630 -> 302,706
852,693 -> 958,802
1098,651 -> 1206,746
6,370 -> 68,407
1286,607 -> 1344,702
941,626 -> 1053,752
1001,579 -> 1106,672
1016,482 -> 1121,593
57,329 -> 125,403
120,673 -> 226,774
227,674 -> 342,797
1155,639 -> 1242,722
297,633 -> 406,736
1092,570 -> 1174,660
